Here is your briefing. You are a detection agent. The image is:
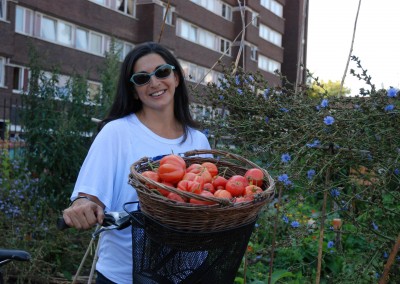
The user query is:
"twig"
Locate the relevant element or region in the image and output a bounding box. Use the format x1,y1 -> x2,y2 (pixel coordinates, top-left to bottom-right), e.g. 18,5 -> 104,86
158,0 -> 171,43
316,166 -> 331,284
339,0 -> 362,95
379,233 -> 400,284
268,186 -> 282,284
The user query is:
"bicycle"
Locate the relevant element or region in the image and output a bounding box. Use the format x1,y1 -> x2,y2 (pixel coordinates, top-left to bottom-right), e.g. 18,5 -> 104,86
0,248 -> 31,284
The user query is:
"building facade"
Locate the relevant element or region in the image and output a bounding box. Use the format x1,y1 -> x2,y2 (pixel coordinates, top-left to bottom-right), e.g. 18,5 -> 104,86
0,0 -> 308,138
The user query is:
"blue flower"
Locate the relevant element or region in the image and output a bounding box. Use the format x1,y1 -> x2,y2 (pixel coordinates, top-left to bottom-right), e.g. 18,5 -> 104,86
307,169 -> 316,180
278,174 -> 292,187
384,104 -> 394,112
315,105 -> 321,111
324,116 -> 335,125
237,88 -> 243,95
280,107 -> 289,113
306,139 -> 321,148
383,252 -> 388,259
281,153 -> 291,163
282,216 -> 289,223
394,168 -> 399,175
327,241 -> 334,248
291,221 -> 300,228
265,117 -> 270,124
330,188 -> 340,197
202,129 -> 210,137
219,95 -> 224,100
387,87 -> 398,98
372,222 -> 379,230
263,88 -> 270,99
235,75 -> 240,85
320,99 -> 329,108
248,75 -> 254,82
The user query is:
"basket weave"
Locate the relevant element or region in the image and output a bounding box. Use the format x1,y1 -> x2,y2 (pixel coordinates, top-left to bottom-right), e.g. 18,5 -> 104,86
128,149 -> 275,232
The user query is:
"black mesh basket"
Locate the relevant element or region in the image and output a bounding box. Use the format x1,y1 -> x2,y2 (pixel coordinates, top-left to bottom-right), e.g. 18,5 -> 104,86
129,211 -> 256,284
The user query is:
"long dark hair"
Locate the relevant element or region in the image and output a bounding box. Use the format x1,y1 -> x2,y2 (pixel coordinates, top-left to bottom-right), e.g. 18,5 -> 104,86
98,42 -> 198,142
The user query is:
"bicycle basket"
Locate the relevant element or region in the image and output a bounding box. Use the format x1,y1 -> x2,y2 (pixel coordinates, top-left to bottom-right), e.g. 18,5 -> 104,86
129,211 -> 256,284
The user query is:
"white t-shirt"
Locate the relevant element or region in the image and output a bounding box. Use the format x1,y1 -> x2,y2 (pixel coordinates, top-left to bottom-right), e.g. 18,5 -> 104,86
71,113 -> 211,283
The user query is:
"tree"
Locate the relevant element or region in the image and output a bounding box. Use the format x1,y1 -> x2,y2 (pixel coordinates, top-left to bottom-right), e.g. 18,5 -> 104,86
308,79 -> 351,97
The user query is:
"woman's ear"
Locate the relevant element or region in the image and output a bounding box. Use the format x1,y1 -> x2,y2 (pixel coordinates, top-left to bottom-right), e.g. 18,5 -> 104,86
174,72 -> 180,87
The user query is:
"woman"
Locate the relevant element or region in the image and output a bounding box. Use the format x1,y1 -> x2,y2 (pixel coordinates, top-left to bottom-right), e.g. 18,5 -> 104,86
62,42 -> 211,283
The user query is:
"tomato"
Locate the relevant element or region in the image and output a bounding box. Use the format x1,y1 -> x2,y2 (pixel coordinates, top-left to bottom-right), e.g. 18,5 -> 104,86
177,180 -> 190,191
229,175 -> 249,186
244,168 -> 264,187
201,162 -> 218,177
160,154 -> 186,170
203,182 -> 215,193
214,189 -> 233,199
157,181 -> 174,197
141,170 -> 160,189
186,163 -> 204,174
225,176 -> 247,197
234,196 -> 252,203
166,192 -> 185,203
212,175 -> 228,189
182,172 -> 205,188
177,180 -> 202,194
197,169 -> 212,183
244,185 -> 263,200
158,163 -> 185,184
189,190 -> 217,205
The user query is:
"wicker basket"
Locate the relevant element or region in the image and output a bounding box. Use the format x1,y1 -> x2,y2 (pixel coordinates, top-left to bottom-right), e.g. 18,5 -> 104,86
128,149 -> 275,232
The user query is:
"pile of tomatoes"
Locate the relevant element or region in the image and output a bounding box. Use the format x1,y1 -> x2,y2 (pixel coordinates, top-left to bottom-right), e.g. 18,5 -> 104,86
140,154 -> 265,205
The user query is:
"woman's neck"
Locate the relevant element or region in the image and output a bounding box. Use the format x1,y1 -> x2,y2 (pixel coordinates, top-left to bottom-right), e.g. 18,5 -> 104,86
136,110 -> 183,139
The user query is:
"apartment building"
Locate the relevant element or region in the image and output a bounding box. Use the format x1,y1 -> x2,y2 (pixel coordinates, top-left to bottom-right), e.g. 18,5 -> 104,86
0,0 -> 308,137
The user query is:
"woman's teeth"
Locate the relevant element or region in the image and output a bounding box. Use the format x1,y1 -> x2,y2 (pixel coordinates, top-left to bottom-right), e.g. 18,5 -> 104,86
151,90 -> 164,97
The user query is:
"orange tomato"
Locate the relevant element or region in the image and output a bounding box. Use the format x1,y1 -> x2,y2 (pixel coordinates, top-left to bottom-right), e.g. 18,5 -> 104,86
214,189 -> 233,199
201,162 -> 218,177
244,168 -> 264,187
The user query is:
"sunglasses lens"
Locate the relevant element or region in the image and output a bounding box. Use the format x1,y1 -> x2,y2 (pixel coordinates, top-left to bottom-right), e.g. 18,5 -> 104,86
133,74 -> 151,85
155,66 -> 173,79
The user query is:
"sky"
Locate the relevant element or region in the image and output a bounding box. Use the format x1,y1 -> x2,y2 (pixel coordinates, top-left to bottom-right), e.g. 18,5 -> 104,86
306,0 -> 400,95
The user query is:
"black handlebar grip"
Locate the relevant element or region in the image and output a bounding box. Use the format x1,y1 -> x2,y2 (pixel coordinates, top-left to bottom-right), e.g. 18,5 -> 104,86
57,217 -> 70,230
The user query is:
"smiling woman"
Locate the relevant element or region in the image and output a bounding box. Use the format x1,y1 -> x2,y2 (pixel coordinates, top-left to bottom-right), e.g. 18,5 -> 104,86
61,41 -> 212,284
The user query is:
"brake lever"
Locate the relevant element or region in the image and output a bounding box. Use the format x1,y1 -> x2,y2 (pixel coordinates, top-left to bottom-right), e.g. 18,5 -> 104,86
92,212 -> 131,238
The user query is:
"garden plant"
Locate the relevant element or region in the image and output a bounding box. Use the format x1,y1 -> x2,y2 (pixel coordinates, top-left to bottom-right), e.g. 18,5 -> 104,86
0,54 -> 399,283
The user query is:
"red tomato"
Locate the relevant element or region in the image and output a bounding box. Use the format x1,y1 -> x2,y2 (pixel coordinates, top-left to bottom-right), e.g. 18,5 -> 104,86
157,181 -> 174,197
229,175 -> 249,186
182,173 -> 205,188
212,176 -> 228,189
201,162 -> 218,177
141,170 -> 160,189
214,189 -> 233,199
166,192 -> 185,203
234,196 -> 252,203
158,163 -> 185,184
160,154 -> 186,170
225,176 -> 246,197
189,190 -> 217,205
177,180 -> 190,191
244,168 -> 264,187
244,185 -> 263,200
203,182 -> 215,193
186,163 -> 204,174
197,169 -> 212,183
187,180 -> 202,194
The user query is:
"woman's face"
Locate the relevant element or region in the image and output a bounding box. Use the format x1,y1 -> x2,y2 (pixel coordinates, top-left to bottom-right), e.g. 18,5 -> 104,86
132,53 -> 179,113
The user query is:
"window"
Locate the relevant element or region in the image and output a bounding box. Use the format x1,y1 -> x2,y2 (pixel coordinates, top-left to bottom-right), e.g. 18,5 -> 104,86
177,19 -> 231,55
12,66 -> 28,93
162,3 -> 174,25
87,81 -> 101,102
76,28 -> 89,50
89,32 -> 103,55
117,0 -> 135,16
41,16 -> 56,41
0,0 -> 6,20
258,54 -> 280,74
259,24 -> 282,46
190,0 -> 232,21
0,57 -> 5,87
250,45 -> 257,61
261,0 -> 283,17
179,59 -> 222,85
15,6 -> 33,35
251,11 -> 259,27
57,22 -> 72,45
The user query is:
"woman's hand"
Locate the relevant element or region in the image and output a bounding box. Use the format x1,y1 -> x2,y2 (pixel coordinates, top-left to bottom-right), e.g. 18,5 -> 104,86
63,194 -> 105,230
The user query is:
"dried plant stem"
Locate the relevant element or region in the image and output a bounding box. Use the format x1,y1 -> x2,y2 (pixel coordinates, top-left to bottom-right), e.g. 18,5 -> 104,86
157,0 -> 171,43
379,233 -> 400,284
340,0 -> 362,95
316,167 -> 331,284
268,185 -> 282,284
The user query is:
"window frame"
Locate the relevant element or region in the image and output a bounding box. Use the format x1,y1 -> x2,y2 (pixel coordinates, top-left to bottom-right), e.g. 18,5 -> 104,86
0,0 -> 7,21
0,57 -> 5,87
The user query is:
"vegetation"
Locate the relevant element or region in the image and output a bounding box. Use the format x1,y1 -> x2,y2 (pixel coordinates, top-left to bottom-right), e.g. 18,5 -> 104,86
1,54 -> 399,283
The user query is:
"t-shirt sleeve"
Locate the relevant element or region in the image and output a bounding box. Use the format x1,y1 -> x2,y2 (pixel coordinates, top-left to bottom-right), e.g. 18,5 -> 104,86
71,124 -> 119,209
